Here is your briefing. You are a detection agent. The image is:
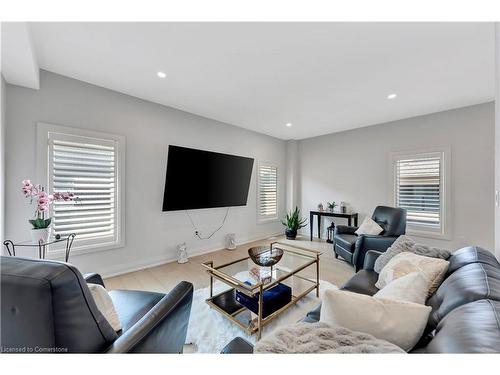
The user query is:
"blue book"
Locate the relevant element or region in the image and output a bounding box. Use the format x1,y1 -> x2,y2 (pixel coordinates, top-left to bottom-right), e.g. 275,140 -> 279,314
235,282 -> 292,318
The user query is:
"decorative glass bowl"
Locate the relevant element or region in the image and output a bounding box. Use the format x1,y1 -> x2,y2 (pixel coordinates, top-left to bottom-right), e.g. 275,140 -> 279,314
248,246 -> 284,267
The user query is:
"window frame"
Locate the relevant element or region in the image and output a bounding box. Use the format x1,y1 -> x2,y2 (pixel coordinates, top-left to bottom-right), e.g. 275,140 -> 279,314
256,160 -> 279,224
36,122 -> 126,258
389,147 -> 451,240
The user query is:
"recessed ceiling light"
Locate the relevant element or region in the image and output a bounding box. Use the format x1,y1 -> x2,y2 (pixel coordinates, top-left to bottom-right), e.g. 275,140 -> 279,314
286,123 -> 292,127
387,93 -> 397,100
157,71 -> 166,79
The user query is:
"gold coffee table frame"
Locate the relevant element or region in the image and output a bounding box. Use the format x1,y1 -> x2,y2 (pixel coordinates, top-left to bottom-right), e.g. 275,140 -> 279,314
202,241 -> 321,339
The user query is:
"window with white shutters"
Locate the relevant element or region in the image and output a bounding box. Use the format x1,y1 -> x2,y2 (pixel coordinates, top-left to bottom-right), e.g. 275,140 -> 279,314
37,123 -> 125,254
257,162 -> 278,222
396,156 -> 440,227
392,150 -> 449,238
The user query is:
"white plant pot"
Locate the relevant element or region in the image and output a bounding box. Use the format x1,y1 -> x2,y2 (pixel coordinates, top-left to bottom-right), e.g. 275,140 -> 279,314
31,227 -> 52,244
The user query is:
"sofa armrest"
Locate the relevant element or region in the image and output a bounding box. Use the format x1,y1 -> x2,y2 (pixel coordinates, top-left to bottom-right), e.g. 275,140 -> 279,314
334,225 -> 358,236
363,250 -> 384,271
106,281 -> 193,353
353,235 -> 397,271
83,273 -> 105,288
221,337 -> 254,354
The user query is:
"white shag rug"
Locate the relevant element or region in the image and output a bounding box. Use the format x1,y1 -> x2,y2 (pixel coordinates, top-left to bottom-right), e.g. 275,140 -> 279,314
185,272 -> 337,353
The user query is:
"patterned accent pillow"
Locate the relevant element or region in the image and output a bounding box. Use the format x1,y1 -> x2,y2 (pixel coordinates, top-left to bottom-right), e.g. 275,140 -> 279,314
374,235 -> 451,273
375,252 -> 449,298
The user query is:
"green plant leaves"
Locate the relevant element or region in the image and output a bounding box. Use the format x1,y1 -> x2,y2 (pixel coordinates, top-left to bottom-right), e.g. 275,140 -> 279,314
282,206 -> 307,230
29,218 -> 51,229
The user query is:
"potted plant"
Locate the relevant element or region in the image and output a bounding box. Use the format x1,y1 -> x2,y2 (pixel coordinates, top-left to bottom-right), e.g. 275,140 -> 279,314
327,201 -> 337,212
21,180 -> 76,244
281,206 -> 307,240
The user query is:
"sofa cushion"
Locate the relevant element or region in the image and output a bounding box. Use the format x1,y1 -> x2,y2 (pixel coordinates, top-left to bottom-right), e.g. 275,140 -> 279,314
425,299 -> 500,353
335,234 -> 357,252
340,269 -> 379,296
446,245 -> 500,276
109,289 -> 164,332
427,262 -> 500,329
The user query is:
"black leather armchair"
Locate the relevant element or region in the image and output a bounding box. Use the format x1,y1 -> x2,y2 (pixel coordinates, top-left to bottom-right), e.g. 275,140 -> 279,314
0,256 -> 193,353
333,206 -> 406,271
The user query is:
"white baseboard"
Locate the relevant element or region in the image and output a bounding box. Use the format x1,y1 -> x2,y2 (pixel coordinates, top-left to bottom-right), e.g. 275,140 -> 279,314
101,231 -> 283,279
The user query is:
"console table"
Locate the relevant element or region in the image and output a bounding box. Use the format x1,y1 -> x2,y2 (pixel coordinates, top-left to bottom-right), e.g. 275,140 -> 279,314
309,211 -> 358,241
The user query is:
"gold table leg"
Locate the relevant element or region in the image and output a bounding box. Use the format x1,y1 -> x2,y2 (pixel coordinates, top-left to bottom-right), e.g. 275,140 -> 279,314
208,261 -> 214,298
258,284 -> 263,340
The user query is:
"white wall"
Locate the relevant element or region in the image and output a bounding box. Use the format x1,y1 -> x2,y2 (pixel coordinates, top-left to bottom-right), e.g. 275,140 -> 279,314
0,76 -> 5,244
4,71 -> 286,276
495,23 -> 500,259
285,140 -> 300,212
299,103 -> 495,251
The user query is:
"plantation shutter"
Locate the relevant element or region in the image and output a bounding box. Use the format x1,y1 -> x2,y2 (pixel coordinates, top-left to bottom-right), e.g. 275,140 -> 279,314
395,156 -> 441,228
258,163 -> 278,220
48,133 -> 118,244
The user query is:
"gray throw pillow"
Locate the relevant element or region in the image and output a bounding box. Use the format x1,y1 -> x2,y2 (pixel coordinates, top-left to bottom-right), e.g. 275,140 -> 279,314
374,235 -> 451,273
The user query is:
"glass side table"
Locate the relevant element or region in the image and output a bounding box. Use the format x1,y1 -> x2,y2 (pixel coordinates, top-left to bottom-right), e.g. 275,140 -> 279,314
3,233 -> 76,262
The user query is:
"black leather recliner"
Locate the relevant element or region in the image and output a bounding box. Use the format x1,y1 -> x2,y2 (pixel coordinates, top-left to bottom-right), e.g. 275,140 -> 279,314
333,206 -> 406,271
0,256 -> 193,353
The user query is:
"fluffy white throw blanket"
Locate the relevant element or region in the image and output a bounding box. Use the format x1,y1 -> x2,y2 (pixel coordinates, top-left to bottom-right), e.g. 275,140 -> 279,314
255,322 -> 405,354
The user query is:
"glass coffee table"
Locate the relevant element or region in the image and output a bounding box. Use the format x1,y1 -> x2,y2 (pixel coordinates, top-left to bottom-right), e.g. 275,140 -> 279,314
202,241 -> 321,339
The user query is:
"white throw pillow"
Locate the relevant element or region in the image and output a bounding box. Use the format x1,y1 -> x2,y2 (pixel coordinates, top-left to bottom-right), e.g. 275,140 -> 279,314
374,272 -> 429,305
355,217 -> 383,236
87,283 -> 122,332
376,252 -> 449,297
320,289 -> 431,351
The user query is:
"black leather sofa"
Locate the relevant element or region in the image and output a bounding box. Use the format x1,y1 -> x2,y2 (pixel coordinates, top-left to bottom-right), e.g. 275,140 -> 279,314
333,206 -> 406,271
0,256 -> 193,353
223,245 -> 500,353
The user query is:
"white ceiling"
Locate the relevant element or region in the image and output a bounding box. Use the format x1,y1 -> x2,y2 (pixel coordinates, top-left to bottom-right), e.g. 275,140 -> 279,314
1,23 -> 39,89
19,23 -> 499,139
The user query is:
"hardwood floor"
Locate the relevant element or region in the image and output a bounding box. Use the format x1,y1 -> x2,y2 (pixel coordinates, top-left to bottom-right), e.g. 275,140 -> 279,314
104,235 -> 355,292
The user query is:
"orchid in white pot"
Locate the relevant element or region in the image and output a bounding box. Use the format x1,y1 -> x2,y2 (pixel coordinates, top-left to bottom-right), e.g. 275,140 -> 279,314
22,180 -> 76,244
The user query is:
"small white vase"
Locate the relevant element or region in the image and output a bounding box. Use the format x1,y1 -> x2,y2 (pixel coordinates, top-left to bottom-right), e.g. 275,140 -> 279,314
31,227 -> 52,244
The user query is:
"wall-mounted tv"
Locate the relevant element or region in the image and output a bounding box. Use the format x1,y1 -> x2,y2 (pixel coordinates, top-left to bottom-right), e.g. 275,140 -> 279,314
162,145 -> 254,211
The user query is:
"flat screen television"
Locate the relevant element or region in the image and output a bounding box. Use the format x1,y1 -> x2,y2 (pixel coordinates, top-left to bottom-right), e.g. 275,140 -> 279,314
162,145 -> 254,211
